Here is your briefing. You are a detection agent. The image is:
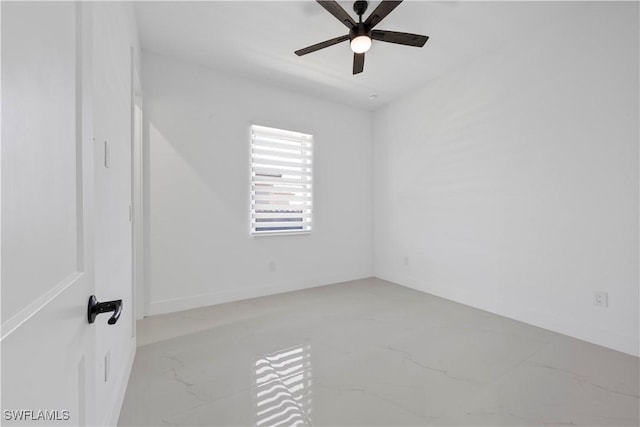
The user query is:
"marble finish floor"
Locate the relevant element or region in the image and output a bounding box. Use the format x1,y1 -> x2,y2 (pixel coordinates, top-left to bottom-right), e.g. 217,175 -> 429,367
119,278 -> 639,426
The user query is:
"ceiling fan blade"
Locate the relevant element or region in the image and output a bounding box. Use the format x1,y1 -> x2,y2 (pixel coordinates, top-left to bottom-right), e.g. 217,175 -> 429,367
364,1 -> 403,28
353,52 -> 365,74
317,1 -> 356,29
295,35 -> 350,56
371,30 -> 429,47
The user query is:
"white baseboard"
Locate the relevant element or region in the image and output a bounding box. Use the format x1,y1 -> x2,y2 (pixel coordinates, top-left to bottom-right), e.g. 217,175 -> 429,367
375,271 -> 639,357
147,272 -> 372,316
106,338 -> 137,426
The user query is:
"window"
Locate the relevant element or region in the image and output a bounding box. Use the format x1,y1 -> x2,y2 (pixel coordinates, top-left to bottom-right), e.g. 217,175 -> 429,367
250,125 -> 313,235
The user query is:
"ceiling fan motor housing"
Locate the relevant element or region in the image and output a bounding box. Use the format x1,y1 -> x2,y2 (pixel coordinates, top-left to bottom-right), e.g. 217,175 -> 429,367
353,0 -> 369,17
352,1 -> 371,42
350,23 -> 371,41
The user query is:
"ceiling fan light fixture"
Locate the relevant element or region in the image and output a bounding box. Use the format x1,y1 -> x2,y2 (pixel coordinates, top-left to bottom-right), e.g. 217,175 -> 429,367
295,0 -> 429,74
350,35 -> 371,53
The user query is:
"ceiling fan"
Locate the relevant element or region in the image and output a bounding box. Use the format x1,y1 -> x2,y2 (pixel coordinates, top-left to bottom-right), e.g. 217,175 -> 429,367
295,0 -> 429,75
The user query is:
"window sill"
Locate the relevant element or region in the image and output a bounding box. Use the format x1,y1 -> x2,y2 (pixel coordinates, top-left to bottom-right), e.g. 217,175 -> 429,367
251,231 -> 311,237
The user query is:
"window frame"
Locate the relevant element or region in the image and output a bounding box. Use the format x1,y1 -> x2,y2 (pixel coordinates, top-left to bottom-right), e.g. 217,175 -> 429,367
249,124 -> 313,237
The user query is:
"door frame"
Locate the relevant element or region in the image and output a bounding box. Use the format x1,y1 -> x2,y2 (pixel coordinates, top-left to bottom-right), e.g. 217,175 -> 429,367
131,48 -> 145,321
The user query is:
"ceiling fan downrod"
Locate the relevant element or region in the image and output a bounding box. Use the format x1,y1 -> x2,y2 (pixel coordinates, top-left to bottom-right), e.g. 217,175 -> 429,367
353,0 -> 368,21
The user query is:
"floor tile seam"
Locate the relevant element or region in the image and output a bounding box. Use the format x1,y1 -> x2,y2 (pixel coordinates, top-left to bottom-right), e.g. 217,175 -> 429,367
478,341 -> 550,389
421,324 -> 555,346
136,322 -> 258,350
378,343 -> 486,386
312,378 -> 443,422
522,360 -> 640,399
159,387 -> 254,424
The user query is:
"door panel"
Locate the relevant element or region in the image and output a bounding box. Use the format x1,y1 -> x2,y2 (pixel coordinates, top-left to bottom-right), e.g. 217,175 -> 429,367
1,2 -> 96,425
1,1 -> 79,323
2,276 -> 92,425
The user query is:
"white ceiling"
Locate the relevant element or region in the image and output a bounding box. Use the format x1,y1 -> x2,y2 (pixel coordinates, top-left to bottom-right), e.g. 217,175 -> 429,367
134,1 -> 586,110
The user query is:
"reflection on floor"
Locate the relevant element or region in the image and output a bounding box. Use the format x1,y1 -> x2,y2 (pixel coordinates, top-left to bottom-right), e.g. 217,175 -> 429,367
255,345 -> 312,426
118,278 -> 639,426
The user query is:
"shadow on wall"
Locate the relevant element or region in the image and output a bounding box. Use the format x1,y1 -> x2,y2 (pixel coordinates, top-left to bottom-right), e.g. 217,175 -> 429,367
145,114 -> 248,225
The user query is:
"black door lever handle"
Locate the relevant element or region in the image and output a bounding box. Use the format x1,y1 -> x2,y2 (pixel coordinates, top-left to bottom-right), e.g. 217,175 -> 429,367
88,295 -> 122,325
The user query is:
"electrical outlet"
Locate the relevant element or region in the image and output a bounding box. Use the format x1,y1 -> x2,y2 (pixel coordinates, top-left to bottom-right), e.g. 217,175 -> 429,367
269,261 -> 276,272
403,256 -> 409,266
104,350 -> 111,382
593,291 -> 608,307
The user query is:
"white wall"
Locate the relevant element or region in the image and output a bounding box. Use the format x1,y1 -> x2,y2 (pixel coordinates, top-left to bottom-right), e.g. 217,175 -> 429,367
142,51 -> 373,315
373,2 -> 639,356
92,2 -> 141,424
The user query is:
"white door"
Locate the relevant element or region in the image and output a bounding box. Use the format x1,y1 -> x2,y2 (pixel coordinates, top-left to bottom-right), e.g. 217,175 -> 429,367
1,2 -> 98,425
91,3 -> 136,423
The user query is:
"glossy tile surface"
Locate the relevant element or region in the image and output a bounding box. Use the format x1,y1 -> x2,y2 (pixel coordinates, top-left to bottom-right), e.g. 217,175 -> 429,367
119,278 -> 639,426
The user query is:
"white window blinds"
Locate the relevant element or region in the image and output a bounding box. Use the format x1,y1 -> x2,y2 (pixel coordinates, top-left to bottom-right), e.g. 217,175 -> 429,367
250,125 -> 313,235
